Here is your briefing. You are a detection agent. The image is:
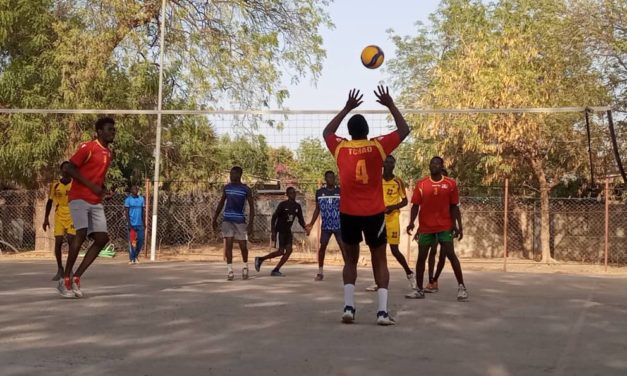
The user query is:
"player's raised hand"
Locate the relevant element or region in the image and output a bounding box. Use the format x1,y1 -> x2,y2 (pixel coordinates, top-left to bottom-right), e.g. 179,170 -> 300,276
345,89 -> 363,111
374,85 -> 394,108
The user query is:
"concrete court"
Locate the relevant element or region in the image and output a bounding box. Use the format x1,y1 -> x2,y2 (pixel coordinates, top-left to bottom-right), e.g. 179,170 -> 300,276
1,260 -> 626,376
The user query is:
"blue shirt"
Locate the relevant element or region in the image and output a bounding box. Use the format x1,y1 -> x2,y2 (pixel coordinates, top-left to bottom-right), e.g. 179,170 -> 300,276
316,186 -> 340,231
124,195 -> 145,227
224,183 -> 250,224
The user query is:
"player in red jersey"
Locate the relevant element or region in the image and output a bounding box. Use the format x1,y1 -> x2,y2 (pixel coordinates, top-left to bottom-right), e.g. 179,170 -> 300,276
323,86 -> 410,325
57,117 -> 116,298
405,156 -> 468,301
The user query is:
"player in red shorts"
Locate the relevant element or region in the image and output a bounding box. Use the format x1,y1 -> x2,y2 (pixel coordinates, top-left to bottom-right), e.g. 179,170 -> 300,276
323,86 -> 409,325
405,157 -> 468,301
57,117 -> 116,298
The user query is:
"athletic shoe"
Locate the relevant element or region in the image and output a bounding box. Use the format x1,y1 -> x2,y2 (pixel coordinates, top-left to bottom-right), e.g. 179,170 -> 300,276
407,273 -> 417,290
134,258 -> 140,264
254,257 -> 262,272
71,276 -> 83,298
227,271 -> 234,281
128,261 -> 134,265
365,284 -> 378,292
57,278 -> 75,299
425,282 -> 439,293
457,285 -> 469,301
376,311 -> 396,326
314,273 -> 323,281
51,268 -> 63,281
341,306 -> 356,324
242,267 -> 249,280
405,289 -> 425,299
270,270 -> 284,277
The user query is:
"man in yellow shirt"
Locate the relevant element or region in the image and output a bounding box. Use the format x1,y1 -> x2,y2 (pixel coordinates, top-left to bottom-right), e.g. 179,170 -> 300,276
43,162 -> 76,281
367,155 -> 416,291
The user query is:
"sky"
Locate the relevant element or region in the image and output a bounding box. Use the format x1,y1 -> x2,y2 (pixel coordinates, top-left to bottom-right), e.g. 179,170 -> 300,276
282,0 -> 440,110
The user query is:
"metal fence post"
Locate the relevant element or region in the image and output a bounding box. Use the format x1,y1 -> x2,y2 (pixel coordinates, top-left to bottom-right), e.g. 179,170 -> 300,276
144,178 -> 151,258
604,178 -> 609,272
503,178 -> 509,272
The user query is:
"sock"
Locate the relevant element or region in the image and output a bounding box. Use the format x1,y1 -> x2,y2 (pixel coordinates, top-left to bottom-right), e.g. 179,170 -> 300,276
227,264 -> 233,273
318,267 -> 323,275
377,288 -> 388,313
344,284 -> 355,308
243,262 -> 248,270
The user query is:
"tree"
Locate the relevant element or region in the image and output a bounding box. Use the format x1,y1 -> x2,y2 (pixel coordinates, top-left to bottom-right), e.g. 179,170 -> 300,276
290,137 -> 336,192
0,0 -> 331,188
388,0 -> 609,263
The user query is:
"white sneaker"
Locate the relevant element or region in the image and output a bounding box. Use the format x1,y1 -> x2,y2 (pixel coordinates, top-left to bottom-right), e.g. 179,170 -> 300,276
72,277 -> 84,298
227,271 -> 234,281
407,273 -> 417,290
341,306 -> 356,324
376,311 -> 396,326
405,289 -> 425,299
57,279 -> 75,299
457,285 -> 469,301
365,284 -> 378,292
242,267 -> 249,280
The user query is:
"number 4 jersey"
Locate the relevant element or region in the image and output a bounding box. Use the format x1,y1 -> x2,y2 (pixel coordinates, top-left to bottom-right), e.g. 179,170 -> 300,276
325,131 -> 401,216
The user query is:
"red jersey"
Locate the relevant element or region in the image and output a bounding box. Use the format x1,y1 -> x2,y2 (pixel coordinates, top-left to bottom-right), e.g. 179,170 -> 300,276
68,140 -> 112,204
325,131 -> 401,216
411,176 -> 459,233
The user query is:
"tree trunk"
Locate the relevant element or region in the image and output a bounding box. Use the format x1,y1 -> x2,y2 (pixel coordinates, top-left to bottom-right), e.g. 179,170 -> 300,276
529,157 -> 556,264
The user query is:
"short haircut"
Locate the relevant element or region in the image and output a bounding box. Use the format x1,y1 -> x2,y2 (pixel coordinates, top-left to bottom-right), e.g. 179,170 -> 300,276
231,166 -> 243,174
59,161 -> 70,170
347,114 -> 369,138
386,155 -> 396,161
286,186 -> 296,194
431,156 -> 444,164
324,170 -> 335,176
95,117 -> 115,131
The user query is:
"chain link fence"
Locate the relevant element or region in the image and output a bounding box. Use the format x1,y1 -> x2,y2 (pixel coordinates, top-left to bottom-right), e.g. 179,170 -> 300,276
1,184 -> 626,265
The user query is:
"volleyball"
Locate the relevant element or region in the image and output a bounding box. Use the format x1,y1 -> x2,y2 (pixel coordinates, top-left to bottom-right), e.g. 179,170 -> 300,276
361,45 -> 384,69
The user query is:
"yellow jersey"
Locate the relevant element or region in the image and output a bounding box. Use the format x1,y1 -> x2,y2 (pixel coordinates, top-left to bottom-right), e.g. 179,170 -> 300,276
49,180 -> 72,218
382,176 -> 406,214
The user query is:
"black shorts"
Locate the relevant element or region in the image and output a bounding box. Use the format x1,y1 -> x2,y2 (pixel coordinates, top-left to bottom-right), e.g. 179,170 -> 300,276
340,213 -> 386,247
276,231 -> 293,250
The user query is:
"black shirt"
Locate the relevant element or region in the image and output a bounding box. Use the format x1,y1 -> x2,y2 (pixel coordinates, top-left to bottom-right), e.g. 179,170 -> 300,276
272,200 -> 306,234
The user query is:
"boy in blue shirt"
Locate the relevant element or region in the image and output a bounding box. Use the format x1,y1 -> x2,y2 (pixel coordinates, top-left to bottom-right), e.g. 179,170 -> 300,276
124,186 -> 145,264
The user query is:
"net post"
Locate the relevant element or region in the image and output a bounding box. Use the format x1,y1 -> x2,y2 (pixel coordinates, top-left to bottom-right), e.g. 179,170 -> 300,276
604,178 -> 609,272
503,178 -> 509,272
149,0 -> 168,262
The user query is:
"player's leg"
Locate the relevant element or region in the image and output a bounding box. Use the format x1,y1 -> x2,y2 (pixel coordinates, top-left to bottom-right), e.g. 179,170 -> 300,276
52,235 -> 64,281
339,214 -> 360,323
433,246 -> 447,283
71,203 -> 109,297
334,230 -> 347,263
60,200 -> 89,297
133,225 -> 144,263
405,234 -> 432,299
365,213 -> 395,325
236,223 -> 249,279
224,237 -> 235,280
127,226 -> 135,264
439,233 -> 468,301
272,232 -> 292,276
316,230 -> 331,281
425,243 -> 439,292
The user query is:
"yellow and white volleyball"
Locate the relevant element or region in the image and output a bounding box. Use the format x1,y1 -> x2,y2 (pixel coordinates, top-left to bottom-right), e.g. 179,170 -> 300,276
360,45 -> 384,69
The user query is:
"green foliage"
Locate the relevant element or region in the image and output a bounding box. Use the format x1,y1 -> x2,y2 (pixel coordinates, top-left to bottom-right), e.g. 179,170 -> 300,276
289,137 -> 335,192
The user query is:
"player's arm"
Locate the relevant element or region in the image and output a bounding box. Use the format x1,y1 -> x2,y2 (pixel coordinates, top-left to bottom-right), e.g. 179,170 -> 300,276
322,89 -> 363,139
246,188 -> 255,235
374,85 -> 410,141
451,205 -> 463,240
270,204 -> 280,241
43,185 -> 53,231
297,204 -> 307,230
306,200 -> 320,234
63,160 -> 104,196
212,187 -> 226,231
407,204 -> 419,235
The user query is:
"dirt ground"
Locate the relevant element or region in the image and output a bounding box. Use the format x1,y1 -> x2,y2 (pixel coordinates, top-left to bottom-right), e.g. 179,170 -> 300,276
1,257 -> 627,376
